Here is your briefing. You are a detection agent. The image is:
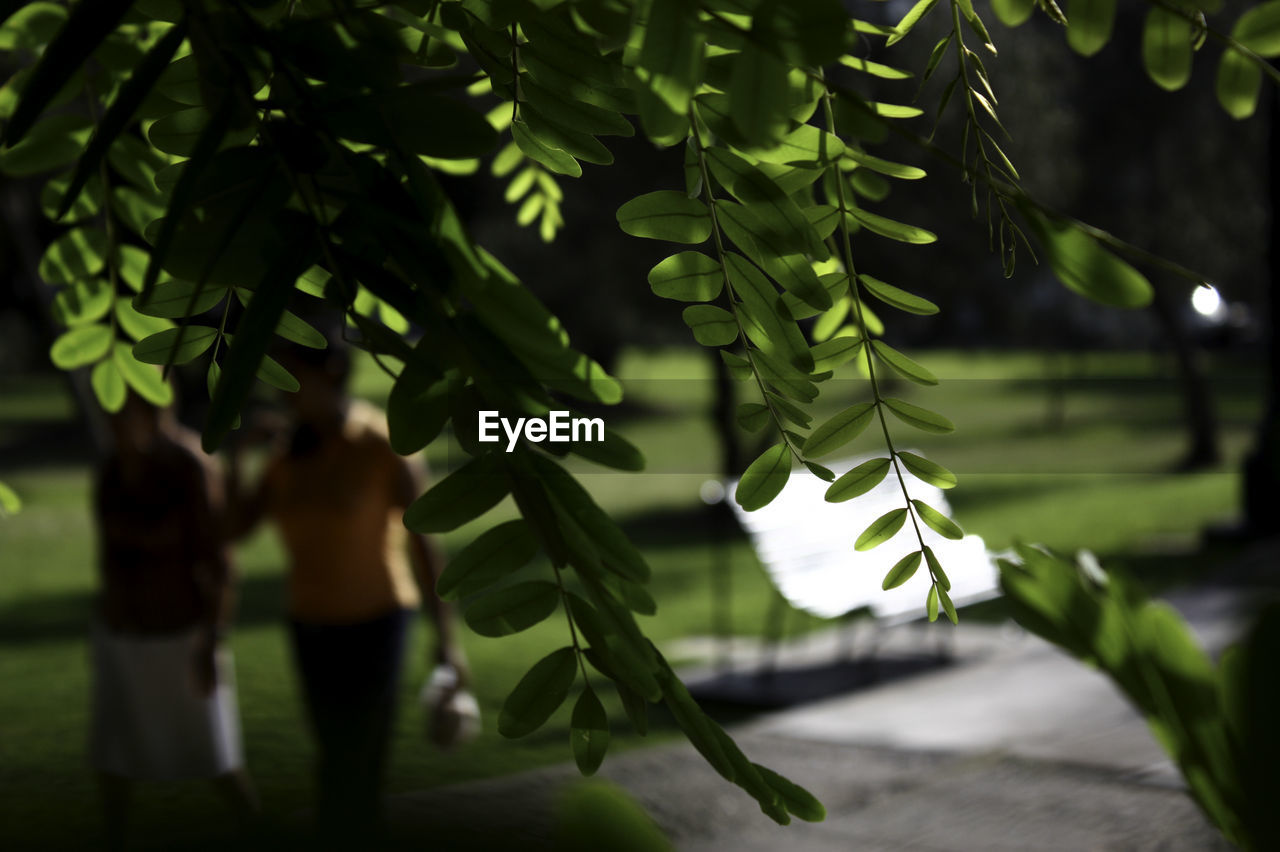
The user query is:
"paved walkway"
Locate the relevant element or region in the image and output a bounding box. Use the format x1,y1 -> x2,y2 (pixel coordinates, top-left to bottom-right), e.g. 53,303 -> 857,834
388,572 -> 1275,850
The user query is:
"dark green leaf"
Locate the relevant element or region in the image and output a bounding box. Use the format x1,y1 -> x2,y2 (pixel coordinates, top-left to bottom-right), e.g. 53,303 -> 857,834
132,326 -> 217,365
724,254 -> 816,371
737,402 -> 771,433
1065,0 -> 1116,56
132,280 -> 226,318
57,19 -> 187,219
1216,47 -> 1262,119
755,763 -> 826,822
855,507 -> 908,551
883,551 -> 923,590
1142,7 -> 1192,92
806,402 -> 875,458
465,581 -> 561,638
682,305 -> 738,346
617,191 -> 712,244
513,117 -> 582,177
648,251 -> 722,301
3,0 -> 135,146
1025,211 -> 1153,308
736,443 -> 791,511
571,687 -> 611,776
404,453 -> 510,533
437,520 -> 540,601
498,646 -> 578,737
884,397 -> 955,434
728,49 -> 791,147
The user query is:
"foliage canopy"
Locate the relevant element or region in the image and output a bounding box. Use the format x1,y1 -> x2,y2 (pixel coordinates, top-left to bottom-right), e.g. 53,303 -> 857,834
0,0 -> 1271,825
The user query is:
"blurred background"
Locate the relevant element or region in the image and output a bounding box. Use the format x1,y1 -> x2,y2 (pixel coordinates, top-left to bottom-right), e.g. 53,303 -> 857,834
0,2 -> 1274,849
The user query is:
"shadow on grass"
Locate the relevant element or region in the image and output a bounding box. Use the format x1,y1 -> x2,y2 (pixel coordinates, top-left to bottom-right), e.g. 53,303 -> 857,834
0,572 -> 290,645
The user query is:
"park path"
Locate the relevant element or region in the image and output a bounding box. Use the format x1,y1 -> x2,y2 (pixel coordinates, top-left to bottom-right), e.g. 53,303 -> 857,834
388,557 -> 1276,851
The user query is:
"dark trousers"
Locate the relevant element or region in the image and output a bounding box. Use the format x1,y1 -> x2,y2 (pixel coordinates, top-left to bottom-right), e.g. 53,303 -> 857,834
289,608 -> 413,845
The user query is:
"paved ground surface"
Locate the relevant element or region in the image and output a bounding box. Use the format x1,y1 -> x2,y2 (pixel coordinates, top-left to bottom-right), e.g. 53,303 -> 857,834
388,544 -> 1279,851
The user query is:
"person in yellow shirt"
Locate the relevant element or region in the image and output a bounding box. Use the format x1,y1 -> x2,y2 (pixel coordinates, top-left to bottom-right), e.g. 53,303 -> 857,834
227,340 -> 467,844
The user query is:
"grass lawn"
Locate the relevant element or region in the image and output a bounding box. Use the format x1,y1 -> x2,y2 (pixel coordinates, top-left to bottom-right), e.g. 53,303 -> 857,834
0,345 -> 1264,849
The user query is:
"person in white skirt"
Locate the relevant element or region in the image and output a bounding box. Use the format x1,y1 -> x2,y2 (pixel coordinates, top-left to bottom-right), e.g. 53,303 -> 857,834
90,392 -> 258,849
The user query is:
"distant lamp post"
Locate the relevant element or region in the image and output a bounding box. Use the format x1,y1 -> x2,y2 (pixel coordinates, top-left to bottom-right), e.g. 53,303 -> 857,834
1191,283 -> 1227,322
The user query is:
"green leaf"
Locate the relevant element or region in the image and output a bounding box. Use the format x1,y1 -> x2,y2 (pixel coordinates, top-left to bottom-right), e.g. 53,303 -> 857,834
924,545 -> 951,590
57,19 -> 187,219
133,280 -> 226,318
724,254 -> 816,371
617,191 -> 711,244
728,49 -> 791,147
1026,211 -> 1153,309
203,216 -> 316,451
498,646 -> 578,737
871,340 -> 938,385
888,0 -> 940,45
637,0 -> 703,117
437,520 -> 540,601
1142,7 -> 1193,92
844,149 -> 926,180
856,508 -> 908,551
744,124 -> 845,168
927,584 -> 940,621
465,581 -> 561,638
0,112 -> 89,176
883,551 -> 923,590
1233,1 -> 1280,56
754,0 -> 848,67
324,84 -> 499,159
49,324 -> 112,369
858,274 -> 939,315
737,402 -> 771,433
846,207 -> 937,244
0,481 -> 20,518
736,443 -> 791,511
387,360 -> 451,457
681,305 -> 738,346
897,451 -> 957,489
520,77 -> 633,138
254,355 -> 299,393
513,118 -> 582,178
755,763 -> 826,822
1216,47 -> 1263,119
91,357 -> 126,413
38,227 -> 108,284
1065,0 -> 1116,56
132,326 -> 217,365
839,55 -> 914,80
938,584 -> 959,624
806,402 -> 875,458
648,251 -> 722,301
2,0 -> 135,146
826,457 -> 891,502
571,687 -> 611,776
113,341 -> 172,406
884,397 -> 955,434
811,335 -> 863,371
912,499 -> 964,540
404,454 -> 509,533
991,0 -> 1036,27
113,297 -> 171,343
52,279 -> 113,327
707,147 -> 827,264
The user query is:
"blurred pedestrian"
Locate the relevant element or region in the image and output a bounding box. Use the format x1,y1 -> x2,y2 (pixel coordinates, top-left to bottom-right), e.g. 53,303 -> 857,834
227,340 -> 470,846
90,391 -> 257,851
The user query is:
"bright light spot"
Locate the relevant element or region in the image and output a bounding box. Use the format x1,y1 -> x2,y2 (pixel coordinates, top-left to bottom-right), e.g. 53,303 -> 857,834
700,479 -> 725,505
1192,283 -> 1223,318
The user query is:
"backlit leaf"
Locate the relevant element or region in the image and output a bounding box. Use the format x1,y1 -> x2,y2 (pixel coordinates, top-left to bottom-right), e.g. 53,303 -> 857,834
617,191 -> 712,243
806,402 -> 875,458
883,551 -> 923,590
856,507 -> 908,551
736,443 -> 791,511
825,456 -> 890,502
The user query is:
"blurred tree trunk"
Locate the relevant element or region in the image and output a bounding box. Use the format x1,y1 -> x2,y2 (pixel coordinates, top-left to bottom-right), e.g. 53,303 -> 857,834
1148,280 -> 1221,470
1240,91 -> 1280,535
